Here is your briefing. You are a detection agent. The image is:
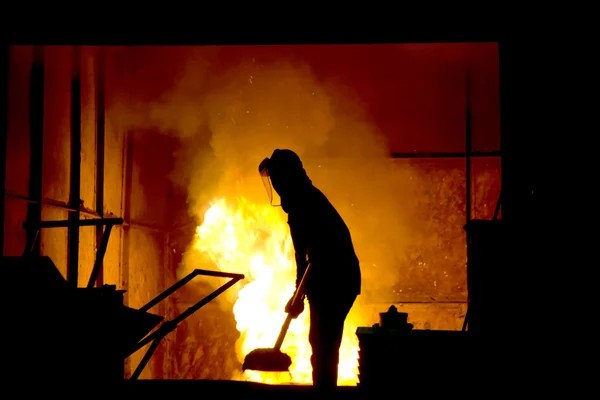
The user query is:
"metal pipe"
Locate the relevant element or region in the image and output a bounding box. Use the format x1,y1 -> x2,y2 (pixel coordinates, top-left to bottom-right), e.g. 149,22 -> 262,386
6,190 -> 96,216
121,130 -> 134,309
25,46 -> 45,258
464,73 -> 473,332
127,269 -> 245,380
22,230 -> 40,256
129,333 -> 162,380
5,190 -> 170,234
120,128 -> 134,378
130,272 -> 245,354
120,130 -> 133,377
140,268 -> 246,312
68,46 -> 82,286
23,217 -> 123,229
466,73 -> 472,226
95,46 -> 106,287
0,46 -> 9,255
166,275 -> 242,331
498,41 -> 511,223
122,220 -> 169,234
87,223 -> 114,288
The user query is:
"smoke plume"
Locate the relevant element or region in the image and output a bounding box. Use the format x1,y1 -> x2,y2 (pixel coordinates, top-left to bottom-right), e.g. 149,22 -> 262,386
105,46 -> 487,379
110,48 -> 424,303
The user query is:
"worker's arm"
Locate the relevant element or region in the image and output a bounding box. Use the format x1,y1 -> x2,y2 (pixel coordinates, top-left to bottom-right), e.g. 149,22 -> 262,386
288,213 -> 309,288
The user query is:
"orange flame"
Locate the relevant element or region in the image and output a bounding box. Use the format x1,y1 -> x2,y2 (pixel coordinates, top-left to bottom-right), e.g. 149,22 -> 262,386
191,197 -> 360,385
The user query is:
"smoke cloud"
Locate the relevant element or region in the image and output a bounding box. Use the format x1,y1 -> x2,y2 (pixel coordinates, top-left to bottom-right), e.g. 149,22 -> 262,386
105,46 -> 490,379
110,48 -> 426,303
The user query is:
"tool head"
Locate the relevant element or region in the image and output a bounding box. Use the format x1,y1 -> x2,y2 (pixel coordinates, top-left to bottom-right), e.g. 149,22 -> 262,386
242,348 -> 292,372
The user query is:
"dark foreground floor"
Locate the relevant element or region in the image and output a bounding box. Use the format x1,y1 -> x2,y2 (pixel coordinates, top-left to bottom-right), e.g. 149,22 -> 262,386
126,380 -> 362,397
120,376 -> 537,398
120,378 -> 471,398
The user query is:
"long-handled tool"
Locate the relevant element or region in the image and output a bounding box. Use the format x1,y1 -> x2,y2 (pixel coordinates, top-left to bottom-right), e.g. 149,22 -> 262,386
242,262 -> 313,372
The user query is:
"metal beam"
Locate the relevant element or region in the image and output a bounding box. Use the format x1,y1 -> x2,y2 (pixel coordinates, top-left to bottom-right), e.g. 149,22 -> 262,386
464,74 -> 473,331
5,190 -> 170,234
67,46 -> 82,286
122,129 -> 134,274
25,46 -> 44,258
0,46 -> 9,255
95,46 -> 106,287
23,218 -> 124,229
128,269 -> 246,380
121,129 -> 134,378
466,74 -> 472,225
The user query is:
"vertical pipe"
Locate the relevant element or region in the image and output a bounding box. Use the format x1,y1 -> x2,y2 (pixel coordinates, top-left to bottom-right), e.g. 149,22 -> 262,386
95,46 -> 106,287
122,131 -> 134,293
122,132 -> 134,298
26,46 -> 44,257
67,46 -> 82,286
0,46 -> 9,255
163,232 -> 172,378
466,73 -> 472,226
464,73 -> 473,331
498,41 -> 512,223
157,231 -> 169,377
121,130 -> 134,378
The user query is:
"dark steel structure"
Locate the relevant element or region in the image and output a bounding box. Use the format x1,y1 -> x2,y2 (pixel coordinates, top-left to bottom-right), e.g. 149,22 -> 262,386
67,46 -> 82,286
128,268 -> 245,380
8,215 -> 245,385
95,47 -> 106,287
25,46 -> 44,258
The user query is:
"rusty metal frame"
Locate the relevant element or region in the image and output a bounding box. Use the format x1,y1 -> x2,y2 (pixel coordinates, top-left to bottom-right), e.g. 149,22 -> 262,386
22,217 -> 124,288
127,268 -> 245,380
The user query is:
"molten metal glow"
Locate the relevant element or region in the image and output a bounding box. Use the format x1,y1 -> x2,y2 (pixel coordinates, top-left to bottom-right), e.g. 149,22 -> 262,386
192,197 -> 360,385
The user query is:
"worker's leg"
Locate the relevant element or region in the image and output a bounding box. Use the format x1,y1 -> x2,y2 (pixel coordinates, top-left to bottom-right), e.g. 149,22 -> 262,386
308,294 -> 356,389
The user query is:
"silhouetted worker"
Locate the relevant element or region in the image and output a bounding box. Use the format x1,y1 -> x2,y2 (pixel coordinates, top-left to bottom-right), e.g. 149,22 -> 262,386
258,149 -> 361,390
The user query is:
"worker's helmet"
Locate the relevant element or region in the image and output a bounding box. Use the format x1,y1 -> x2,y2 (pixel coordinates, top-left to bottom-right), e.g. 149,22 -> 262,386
258,149 -> 305,206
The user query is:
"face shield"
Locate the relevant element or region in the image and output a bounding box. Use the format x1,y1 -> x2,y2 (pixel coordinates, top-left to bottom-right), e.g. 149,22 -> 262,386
258,158 -> 281,207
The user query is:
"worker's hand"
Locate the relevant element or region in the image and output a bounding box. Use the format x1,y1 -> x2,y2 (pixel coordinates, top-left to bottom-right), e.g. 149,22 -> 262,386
285,296 -> 305,319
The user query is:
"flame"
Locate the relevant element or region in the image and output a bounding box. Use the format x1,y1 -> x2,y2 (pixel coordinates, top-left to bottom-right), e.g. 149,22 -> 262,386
191,196 -> 360,385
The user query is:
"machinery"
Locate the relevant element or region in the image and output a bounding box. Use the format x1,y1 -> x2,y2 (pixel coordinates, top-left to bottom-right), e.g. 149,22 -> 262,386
2,216 -> 244,386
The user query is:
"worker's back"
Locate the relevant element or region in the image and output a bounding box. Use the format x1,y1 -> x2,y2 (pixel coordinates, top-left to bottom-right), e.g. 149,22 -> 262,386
287,185 -> 361,299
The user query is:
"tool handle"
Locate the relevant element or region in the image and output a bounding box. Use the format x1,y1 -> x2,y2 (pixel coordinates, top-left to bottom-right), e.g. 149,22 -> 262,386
290,262 -> 312,308
273,262 -> 313,350
274,314 -> 293,350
